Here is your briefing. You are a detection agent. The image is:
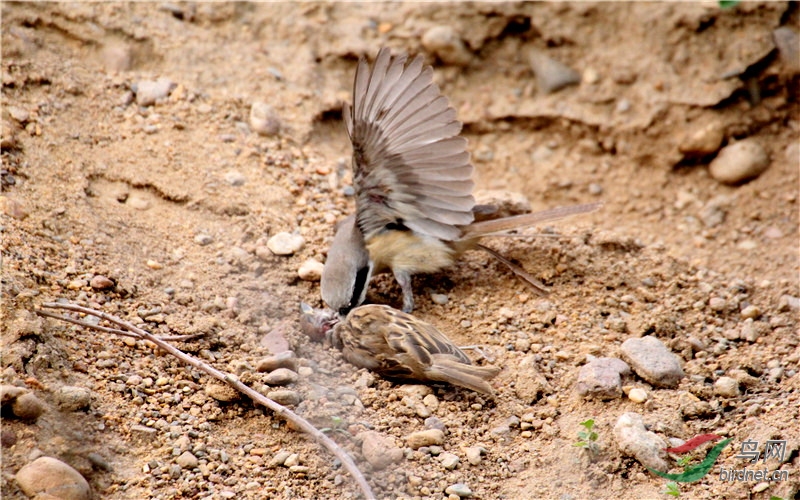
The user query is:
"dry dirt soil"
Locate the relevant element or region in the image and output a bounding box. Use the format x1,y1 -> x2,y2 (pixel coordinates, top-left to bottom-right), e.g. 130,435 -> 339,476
2,2 -> 798,500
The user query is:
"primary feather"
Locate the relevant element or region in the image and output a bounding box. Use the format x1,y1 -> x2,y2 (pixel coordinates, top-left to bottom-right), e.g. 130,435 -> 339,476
345,48 -> 475,242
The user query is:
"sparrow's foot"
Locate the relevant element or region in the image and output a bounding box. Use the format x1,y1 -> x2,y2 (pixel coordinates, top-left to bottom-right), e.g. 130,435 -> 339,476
393,269 -> 415,313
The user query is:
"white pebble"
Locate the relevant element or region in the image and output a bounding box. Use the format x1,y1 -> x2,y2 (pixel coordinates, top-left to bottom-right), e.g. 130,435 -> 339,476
250,102 -> 281,136
714,376 -> 740,397
709,139 -> 769,185
628,388 -> 648,403
297,259 -> 324,281
267,232 -> 305,256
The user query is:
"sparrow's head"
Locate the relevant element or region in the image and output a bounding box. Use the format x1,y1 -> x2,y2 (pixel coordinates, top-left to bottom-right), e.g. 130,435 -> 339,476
321,215 -> 373,316
299,302 -> 339,343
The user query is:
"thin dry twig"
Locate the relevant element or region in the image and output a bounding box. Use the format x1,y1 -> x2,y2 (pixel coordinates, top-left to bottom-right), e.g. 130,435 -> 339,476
35,309 -> 206,341
36,301 -> 375,500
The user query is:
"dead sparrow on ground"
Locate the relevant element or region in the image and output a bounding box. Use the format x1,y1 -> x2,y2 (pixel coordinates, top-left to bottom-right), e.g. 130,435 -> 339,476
300,303 -> 499,396
321,47 -> 600,315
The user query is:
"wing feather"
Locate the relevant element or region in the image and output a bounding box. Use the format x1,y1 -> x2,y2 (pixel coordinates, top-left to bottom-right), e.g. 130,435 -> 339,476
347,49 -> 475,241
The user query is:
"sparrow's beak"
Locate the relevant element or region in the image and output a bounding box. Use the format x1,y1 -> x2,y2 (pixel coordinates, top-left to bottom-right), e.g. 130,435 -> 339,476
299,302 -> 338,342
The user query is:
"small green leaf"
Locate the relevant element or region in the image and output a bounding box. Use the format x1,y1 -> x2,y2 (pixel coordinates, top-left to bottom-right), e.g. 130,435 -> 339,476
719,0 -> 740,8
663,481 -> 680,497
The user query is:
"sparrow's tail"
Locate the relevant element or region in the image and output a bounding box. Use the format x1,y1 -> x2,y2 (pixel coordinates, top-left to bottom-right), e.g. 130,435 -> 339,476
460,202 -> 601,239
429,355 -> 501,396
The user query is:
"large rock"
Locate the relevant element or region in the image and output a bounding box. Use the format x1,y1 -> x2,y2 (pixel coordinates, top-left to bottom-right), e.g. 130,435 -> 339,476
15,456 -> 92,500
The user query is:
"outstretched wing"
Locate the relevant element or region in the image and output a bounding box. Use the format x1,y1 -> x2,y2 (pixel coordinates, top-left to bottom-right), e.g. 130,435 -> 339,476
344,48 -> 475,242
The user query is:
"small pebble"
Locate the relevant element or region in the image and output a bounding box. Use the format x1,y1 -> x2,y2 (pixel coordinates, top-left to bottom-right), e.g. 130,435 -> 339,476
224,170 -> 246,186
256,352 -> 298,372
270,450 -> 292,467
583,67 -> 600,84
445,483 -> 473,498
250,102 -> 281,136
54,386 -> 92,412
133,77 -> 176,106
267,232 -> 305,256
266,389 -> 301,406
359,431 -> 403,470
575,357 -> 630,400
440,452 -> 460,470
90,275 -> 114,290
284,453 -> 300,467
146,259 -> 163,270
708,297 -> 727,312
679,121 -> 724,157
406,429 -> 445,449
264,368 -> 299,386
7,106 -> 29,123
588,183 -> 603,195
424,416 -> 446,432
0,196 -> 28,219
714,376 -> 740,397
778,294 -> 799,312
194,234 -> 213,246
176,451 -> 198,469
421,26 -> 472,67
205,383 -> 240,402
12,392 -> 45,420
297,259 -> 324,281
709,139 -> 770,185
430,293 -> 449,305
620,336 -> 684,388
628,387 -> 648,403
529,49 -> 580,94
740,305 -> 760,320
464,446 -> 484,465
15,457 -> 91,500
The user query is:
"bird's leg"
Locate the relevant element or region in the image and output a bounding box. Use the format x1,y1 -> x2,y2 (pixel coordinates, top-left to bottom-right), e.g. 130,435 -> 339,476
393,269 -> 415,313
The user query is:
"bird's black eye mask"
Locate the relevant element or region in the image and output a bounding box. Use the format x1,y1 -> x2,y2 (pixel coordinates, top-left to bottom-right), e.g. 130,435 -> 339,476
343,263 -> 372,316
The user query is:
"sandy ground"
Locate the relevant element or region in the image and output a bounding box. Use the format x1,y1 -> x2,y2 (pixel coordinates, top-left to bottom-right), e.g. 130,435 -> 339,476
2,2 -> 798,499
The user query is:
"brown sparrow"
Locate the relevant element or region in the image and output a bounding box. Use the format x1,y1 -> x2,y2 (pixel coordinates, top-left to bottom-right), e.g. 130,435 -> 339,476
322,47 -> 600,314
300,303 -> 499,396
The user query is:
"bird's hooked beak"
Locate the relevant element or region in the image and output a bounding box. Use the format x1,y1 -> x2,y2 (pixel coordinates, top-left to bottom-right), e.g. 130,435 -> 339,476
299,302 -> 339,343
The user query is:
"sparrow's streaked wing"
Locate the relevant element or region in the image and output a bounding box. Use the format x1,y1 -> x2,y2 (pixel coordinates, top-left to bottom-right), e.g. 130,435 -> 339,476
344,47 -> 475,242
339,305 -> 498,395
